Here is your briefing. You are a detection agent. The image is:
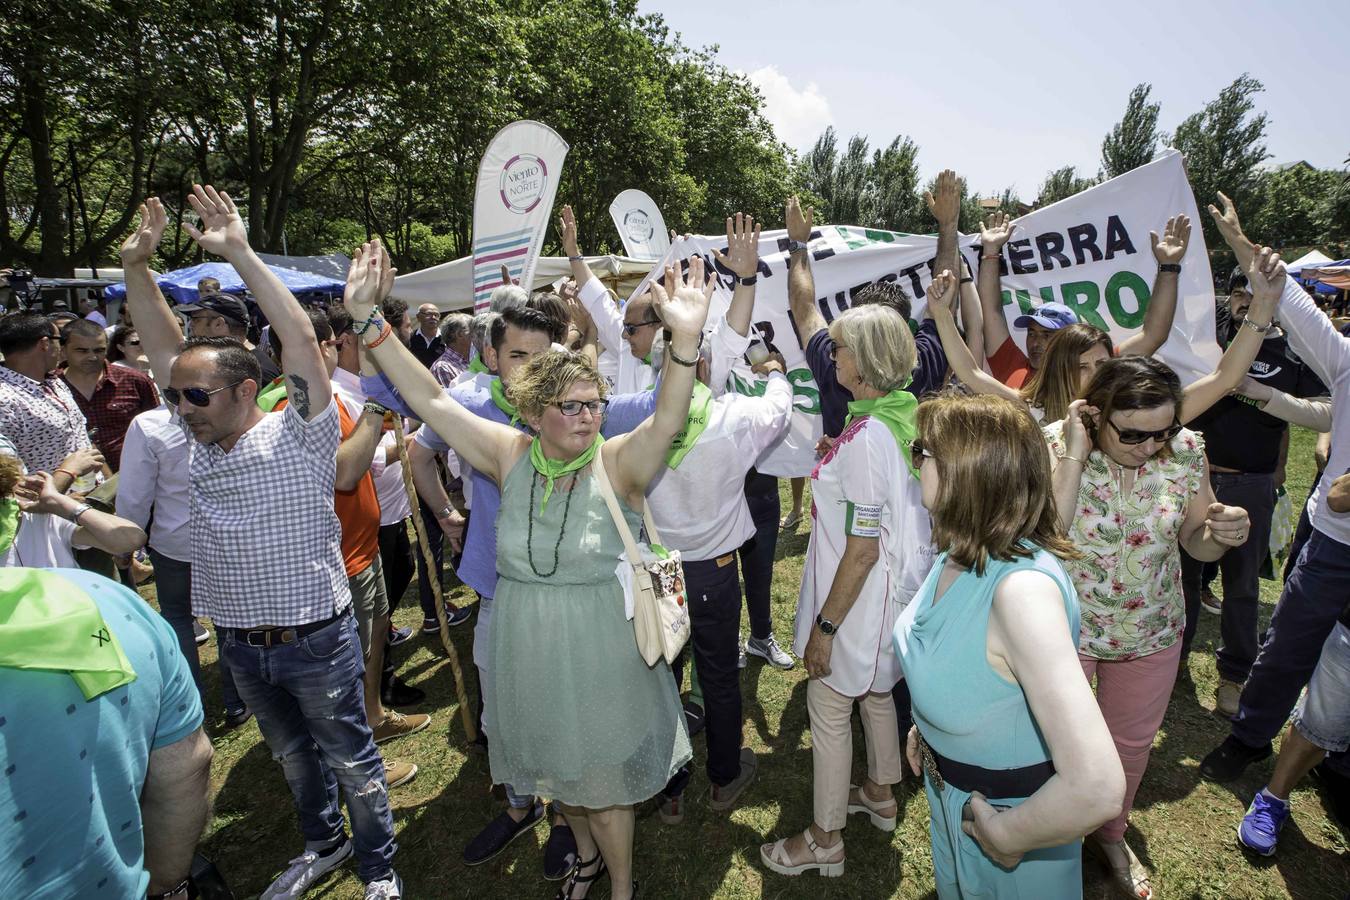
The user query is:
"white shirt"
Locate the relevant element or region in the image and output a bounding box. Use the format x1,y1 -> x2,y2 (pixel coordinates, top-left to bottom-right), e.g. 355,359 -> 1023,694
793,416 -> 934,696
116,406 -> 191,562
646,374 -> 793,561
332,367 -> 410,526
2,512 -> 87,569
1276,275 -> 1350,545
579,277 -> 655,394
185,400 -> 349,628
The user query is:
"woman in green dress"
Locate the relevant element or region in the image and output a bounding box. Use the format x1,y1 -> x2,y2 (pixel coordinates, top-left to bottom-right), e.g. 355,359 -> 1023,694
346,242 -> 712,900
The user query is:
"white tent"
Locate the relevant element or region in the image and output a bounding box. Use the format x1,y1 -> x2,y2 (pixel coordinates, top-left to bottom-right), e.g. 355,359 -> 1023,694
390,254 -> 658,310
1285,250 -> 1334,274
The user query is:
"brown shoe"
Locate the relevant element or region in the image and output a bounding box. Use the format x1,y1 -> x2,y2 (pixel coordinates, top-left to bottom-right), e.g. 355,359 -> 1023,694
1216,679 -> 1243,717
372,710 -> 431,744
710,748 -> 758,812
384,759 -> 418,788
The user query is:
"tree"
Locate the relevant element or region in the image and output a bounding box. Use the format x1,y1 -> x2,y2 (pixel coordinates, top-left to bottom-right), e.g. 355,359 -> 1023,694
1101,83 -> 1160,179
795,129 -> 923,232
866,136 -> 921,233
1036,166 -> 1097,208
1247,163 -> 1346,249
1169,74 -> 1269,248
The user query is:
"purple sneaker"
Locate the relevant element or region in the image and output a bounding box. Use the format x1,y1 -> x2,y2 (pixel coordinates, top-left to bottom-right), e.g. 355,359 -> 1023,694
1237,789 -> 1290,856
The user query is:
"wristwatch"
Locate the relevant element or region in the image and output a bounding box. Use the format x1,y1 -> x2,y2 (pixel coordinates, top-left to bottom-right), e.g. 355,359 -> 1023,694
1242,317 -> 1273,335
737,274 -> 758,286
786,239 -> 810,254
1158,263 -> 1182,274
815,613 -> 837,636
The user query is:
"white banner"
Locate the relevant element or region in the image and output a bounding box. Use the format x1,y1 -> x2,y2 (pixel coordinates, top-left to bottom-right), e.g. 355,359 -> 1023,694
636,150 -> 1218,476
609,189 -> 671,261
471,120 -> 569,311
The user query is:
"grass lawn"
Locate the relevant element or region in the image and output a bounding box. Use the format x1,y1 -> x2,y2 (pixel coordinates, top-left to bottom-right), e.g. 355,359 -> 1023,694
164,427 -> 1348,899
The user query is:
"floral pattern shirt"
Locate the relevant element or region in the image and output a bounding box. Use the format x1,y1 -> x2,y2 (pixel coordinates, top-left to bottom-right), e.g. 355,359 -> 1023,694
1044,420 -> 1206,661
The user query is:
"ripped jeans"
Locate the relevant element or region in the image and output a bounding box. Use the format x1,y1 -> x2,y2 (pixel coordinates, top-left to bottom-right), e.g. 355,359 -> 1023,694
221,613 -> 397,883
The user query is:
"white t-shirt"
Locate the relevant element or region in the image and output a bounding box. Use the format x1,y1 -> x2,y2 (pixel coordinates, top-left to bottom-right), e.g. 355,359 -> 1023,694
2,512 -> 89,569
793,416 -> 934,696
645,374 -> 793,561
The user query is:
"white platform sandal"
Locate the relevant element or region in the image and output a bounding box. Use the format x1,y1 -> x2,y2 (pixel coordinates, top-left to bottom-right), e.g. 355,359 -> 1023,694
847,783 -> 899,831
759,829 -> 845,878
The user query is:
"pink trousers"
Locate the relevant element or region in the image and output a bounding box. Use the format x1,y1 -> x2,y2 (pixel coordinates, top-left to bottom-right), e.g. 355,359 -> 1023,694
1079,641 -> 1181,842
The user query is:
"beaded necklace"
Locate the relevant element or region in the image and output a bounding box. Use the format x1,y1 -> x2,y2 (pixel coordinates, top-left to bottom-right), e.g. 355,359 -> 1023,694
525,470 -> 577,577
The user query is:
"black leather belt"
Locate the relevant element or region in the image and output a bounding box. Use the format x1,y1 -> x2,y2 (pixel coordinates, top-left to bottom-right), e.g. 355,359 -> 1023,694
234,611 -> 346,648
917,730 -> 1055,800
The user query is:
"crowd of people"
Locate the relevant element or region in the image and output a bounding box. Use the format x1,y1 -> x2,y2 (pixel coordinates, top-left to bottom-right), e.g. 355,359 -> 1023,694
0,172 -> 1346,900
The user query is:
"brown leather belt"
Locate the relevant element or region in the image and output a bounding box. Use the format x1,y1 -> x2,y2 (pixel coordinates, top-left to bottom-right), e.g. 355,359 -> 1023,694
234,611 -> 347,648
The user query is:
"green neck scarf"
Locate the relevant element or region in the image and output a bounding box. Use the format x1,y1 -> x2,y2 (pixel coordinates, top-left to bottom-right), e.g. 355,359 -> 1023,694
666,381 -> 713,469
489,377 -> 521,426
846,387 -> 920,479
530,434 -> 603,513
0,499 -> 18,555
256,376 -> 288,412
0,568 -> 136,700
469,356 -> 490,375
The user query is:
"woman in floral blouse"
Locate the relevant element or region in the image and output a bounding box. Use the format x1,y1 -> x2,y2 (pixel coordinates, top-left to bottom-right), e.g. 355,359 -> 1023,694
1047,355 -> 1250,899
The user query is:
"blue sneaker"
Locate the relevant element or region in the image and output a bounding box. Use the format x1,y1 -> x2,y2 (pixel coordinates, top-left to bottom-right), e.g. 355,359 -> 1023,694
1238,789 -> 1290,856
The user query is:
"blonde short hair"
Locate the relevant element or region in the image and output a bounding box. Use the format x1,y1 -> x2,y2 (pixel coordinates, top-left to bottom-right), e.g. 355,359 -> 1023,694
828,305 -> 916,392
506,350 -> 609,420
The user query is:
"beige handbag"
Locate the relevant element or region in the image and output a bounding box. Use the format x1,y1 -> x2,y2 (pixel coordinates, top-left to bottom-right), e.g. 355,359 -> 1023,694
593,447 -> 690,667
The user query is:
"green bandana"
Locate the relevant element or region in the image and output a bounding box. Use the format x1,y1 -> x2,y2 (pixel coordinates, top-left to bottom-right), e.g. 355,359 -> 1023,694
0,499 -> 18,555
846,388 -> 920,479
666,382 -> 713,469
530,434 -> 603,514
256,376 -> 288,412
469,356 -> 490,375
490,377 -> 521,426
0,568 -> 136,700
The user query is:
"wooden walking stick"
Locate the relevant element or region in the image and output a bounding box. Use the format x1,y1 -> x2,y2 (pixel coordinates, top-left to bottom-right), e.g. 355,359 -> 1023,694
390,414 -> 477,742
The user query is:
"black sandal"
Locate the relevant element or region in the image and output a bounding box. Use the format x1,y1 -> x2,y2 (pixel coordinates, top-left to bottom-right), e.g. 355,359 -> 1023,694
553,852 -> 607,899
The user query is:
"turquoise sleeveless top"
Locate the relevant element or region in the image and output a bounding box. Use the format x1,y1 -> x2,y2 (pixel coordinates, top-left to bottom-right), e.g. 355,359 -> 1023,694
896,547 -> 1080,770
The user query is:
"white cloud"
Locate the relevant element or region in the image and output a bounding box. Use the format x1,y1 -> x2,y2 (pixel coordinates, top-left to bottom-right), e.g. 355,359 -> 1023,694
747,65 -> 832,151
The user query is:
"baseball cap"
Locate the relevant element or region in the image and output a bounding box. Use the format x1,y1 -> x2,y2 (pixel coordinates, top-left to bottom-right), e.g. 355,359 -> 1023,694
1013,302 -> 1079,331
178,292 -> 249,326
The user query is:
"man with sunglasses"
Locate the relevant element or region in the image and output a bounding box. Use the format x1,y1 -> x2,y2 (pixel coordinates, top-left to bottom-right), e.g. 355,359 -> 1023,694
120,188 -> 403,900
0,311 -> 96,475
1183,264 -> 1328,717
407,302 -> 655,877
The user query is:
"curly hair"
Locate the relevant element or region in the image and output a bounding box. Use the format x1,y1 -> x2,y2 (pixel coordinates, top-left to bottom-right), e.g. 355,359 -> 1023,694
0,453 -> 23,499
506,350 -> 608,421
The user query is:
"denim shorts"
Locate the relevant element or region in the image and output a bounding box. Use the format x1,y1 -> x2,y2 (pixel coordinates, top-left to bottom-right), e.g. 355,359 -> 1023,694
1293,622 -> 1350,753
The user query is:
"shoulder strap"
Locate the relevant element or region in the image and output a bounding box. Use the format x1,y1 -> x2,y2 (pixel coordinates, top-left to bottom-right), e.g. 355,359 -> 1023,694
593,447 -> 645,564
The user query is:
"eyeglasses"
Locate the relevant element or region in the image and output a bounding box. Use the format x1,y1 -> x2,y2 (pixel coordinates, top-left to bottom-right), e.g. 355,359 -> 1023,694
1106,419 -> 1182,445
908,440 -> 934,470
622,319 -> 661,337
163,379 -> 245,408
127,339 -> 141,346
828,343 -> 849,362
556,399 -> 610,417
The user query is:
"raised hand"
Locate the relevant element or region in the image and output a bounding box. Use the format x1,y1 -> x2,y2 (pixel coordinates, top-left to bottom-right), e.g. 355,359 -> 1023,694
927,269 -> 959,316
184,184 -> 250,259
1206,503 -> 1251,547
120,198 -> 169,268
979,211 -> 1016,252
1246,245 -> 1286,312
1150,214 -> 1191,265
1207,191 -> 1248,250
344,240 -> 388,320
651,255 -> 713,340
712,212 -> 761,278
786,196 -> 813,243
560,205 -> 581,258
924,169 -> 961,227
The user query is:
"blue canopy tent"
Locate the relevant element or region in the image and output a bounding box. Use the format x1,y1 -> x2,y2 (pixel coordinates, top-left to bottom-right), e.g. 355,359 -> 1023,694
1298,259 -> 1350,295
104,261 -> 345,304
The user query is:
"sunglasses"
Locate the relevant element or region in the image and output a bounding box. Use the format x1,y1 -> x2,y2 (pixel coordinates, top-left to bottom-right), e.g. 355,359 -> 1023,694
164,379 -> 245,408
1106,419 -> 1182,445
622,319 -> 661,337
556,399 -> 609,417
127,339 -> 141,346
908,440 -> 934,470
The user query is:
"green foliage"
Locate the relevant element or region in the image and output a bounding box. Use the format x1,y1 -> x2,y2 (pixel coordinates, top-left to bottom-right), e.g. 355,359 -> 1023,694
1036,166 -> 1098,208
797,128 -> 926,233
1101,83 -> 1161,179
1247,163 -> 1347,250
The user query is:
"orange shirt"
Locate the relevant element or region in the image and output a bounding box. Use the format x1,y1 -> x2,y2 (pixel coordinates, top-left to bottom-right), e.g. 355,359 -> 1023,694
273,396 -> 380,577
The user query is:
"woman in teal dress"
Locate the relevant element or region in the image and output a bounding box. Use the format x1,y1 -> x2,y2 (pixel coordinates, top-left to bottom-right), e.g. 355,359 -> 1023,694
892,383 -> 1126,898
346,243 -> 714,900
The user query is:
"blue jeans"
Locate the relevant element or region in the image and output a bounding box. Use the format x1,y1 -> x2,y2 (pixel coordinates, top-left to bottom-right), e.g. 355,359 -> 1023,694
1231,528 -> 1350,776
148,547 -> 201,690
221,614 -> 397,882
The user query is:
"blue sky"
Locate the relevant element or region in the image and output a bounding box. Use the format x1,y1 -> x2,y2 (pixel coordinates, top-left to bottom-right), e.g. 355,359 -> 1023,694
641,0 -> 1349,199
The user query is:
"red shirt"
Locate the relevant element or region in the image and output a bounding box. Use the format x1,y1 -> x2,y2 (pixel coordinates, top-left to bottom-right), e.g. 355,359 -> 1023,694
988,336 -> 1033,389
63,363 -> 159,471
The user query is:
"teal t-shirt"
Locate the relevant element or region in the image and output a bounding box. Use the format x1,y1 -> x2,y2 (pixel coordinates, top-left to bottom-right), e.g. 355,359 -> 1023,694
0,568 -> 204,899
